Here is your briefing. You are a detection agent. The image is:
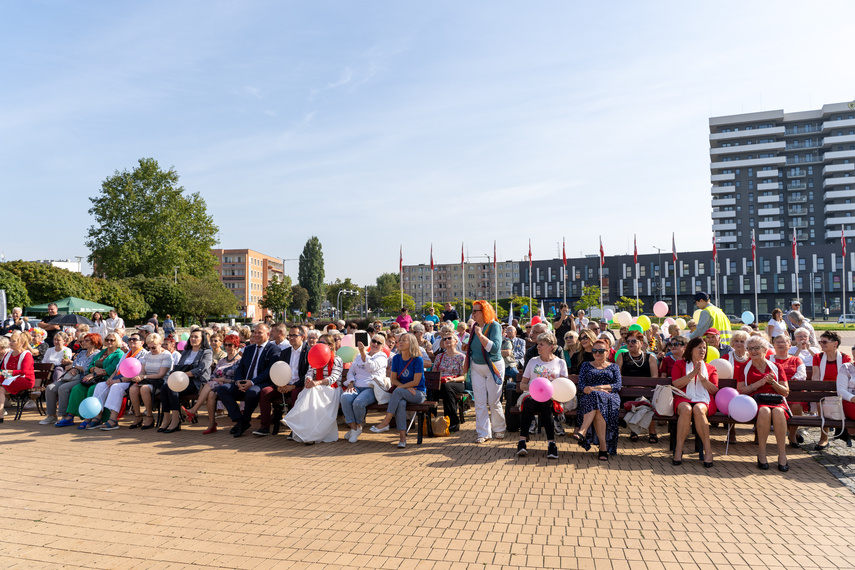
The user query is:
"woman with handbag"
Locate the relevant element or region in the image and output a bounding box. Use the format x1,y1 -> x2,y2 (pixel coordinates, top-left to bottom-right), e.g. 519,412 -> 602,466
185,332 -> 242,434
835,360 -> 855,442
52,334 -> 102,427
615,330 -> 659,443
738,336 -> 791,471
370,333 -> 425,448
670,337 -> 719,467
811,330 -> 850,449
571,338 -> 622,460
64,332 -> 124,428
515,332 -> 568,459
0,331 -> 36,422
769,334 -> 807,448
159,330 -> 212,433
464,300 -> 505,443
341,334 -> 387,442
435,333 -> 466,433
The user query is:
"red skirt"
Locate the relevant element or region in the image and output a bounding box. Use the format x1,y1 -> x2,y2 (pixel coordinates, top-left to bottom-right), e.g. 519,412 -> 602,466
1,376 -> 35,395
674,395 -> 717,416
843,399 -> 855,421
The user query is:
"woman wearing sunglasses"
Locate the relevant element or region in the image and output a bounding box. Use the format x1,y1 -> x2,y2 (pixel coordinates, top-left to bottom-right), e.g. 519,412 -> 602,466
658,336 -> 687,379
341,334 -> 388,442
615,330 -> 659,443
571,338 -> 622,460
670,337 -> 719,467
436,333 -> 467,433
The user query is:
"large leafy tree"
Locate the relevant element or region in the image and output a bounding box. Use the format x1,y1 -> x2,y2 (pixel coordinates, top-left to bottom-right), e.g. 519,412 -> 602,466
382,292 -> 414,313
124,276 -> 187,319
298,236 -> 325,313
574,285 -> 601,313
2,260 -> 96,305
615,296 -> 644,313
260,275 -> 293,321
85,158 -> 219,279
289,285 -> 309,315
89,278 -> 149,320
180,276 -> 239,324
368,272 -> 399,311
326,278 -> 362,316
0,267 -> 31,309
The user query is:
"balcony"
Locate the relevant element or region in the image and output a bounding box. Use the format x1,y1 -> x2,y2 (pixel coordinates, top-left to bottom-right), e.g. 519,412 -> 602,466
712,210 -> 736,219
710,156 -> 786,170
787,182 -> 807,191
710,141 -> 785,156
713,222 -> 737,231
711,172 -> 735,182
788,207 -> 808,216
758,232 -> 783,241
825,189 -> 855,200
711,185 -> 736,194
710,126 -> 784,141
786,155 -> 822,165
717,235 -> 737,243
756,169 -> 779,178
758,207 -> 781,216
759,220 -> 782,229
711,197 -> 736,207
825,216 -> 852,227
824,176 -> 855,188
796,232 -> 809,241
758,182 -> 781,191
757,194 -> 780,203
786,140 -> 822,150
789,220 -> 809,229
826,228 -> 855,240
787,195 -> 807,204
785,125 -> 821,136
822,118 -> 855,131
824,203 -> 855,214
824,163 -> 855,175
787,169 -> 807,178
824,149 -> 855,161
823,134 -> 855,147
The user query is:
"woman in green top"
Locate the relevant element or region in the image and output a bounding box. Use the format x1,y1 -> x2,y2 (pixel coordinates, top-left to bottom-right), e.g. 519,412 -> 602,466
466,300 -> 506,443
65,332 -> 124,428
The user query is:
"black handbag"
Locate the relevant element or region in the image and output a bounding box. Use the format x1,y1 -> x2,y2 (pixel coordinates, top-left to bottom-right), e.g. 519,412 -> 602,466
754,393 -> 784,405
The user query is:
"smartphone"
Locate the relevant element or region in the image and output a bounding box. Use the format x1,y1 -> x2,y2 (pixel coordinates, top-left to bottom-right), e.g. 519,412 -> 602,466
355,331 -> 370,346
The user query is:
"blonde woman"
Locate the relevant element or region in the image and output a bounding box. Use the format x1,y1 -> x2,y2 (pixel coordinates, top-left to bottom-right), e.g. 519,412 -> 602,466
370,333 -> 425,448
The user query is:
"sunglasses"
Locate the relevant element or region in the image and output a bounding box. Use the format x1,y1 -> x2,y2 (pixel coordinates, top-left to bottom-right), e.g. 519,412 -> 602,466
627,340 -> 639,345
371,340 -> 383,345
592,349 -> 607,354
669,342 -> 685,347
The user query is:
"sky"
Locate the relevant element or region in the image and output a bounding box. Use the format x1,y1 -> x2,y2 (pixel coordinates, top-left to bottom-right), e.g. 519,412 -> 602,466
3,1 -> 855,286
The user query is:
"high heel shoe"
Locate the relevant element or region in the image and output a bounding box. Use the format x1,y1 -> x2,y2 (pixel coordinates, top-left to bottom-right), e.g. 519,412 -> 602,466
182,407 -> 198,424
140,415 -> 155,430
163,424 -> 181,434
128,415 -> 144,429
757,457 -> 769,470
703,461 -> 713,469
203,423 -> 218,435
672,454 -> 682,466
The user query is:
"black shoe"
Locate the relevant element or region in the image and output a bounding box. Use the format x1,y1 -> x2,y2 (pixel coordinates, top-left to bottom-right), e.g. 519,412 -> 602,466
789,441 -> 801,449
516,440 -> 527,456
233,422 -> 251,438
796,433 -> 804,444
163,425 -> 181,434
672,455 -> 682,466
757,459 -> 769,470
252,427 -> 270,436
703,461 -> 713,469
230,423 -> 241,435
546,442 -> 558,459
778,461 -> 790,472
157,426 -> 168,433
814,443 -> 829,451
449,424 -> 459,433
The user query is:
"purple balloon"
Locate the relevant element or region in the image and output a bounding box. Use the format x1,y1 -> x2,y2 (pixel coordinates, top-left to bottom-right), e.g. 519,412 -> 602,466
714,387 -> 739,415
529,377 -> 554,402
728,395 -> 758,423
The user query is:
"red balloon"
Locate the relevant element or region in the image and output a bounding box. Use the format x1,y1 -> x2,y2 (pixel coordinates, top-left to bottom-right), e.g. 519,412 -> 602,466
531,316 -> 541,325
381,345 -> 390,357
308,343 -> 332,368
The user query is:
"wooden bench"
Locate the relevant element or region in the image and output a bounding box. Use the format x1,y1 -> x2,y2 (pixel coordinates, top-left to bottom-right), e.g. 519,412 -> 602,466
365,371 -> 440,444
12,363 -> 53,420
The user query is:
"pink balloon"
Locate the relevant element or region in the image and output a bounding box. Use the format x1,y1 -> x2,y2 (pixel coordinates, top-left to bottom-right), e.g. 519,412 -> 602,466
714,387 -> 738,415
176,340 -> 187,351
341,334 -> 355,348
653,301 -> 669,318
728,394 -> 758,423
529,377 -> 554,402
631,316 -> 638,325
118,357 -> 141,378
663,318 -> 676,327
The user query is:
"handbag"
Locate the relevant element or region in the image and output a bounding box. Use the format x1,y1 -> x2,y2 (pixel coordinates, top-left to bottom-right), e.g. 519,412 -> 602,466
754,393 -> 784,405
652,384 -> 688,416
819,396 -> 845,437
426,414 -> 450,437
371,378 -> 392,405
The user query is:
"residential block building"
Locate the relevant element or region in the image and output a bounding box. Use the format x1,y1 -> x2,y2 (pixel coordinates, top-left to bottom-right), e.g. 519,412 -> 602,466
211,249 -> 284,319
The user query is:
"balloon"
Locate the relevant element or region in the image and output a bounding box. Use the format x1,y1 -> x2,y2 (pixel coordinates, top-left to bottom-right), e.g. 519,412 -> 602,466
653,301 -> 669,318
79,397 -> 102,419
693,309 -> 702,324
637,315 -> 651,331
663,317 -> 676,327
180,332 -> 190,341
176,341 -> 187,351
167,371 -> 189,392
381,345 -> 390,357
551,377 -> 577,402
617,311 -> 632,327
709,358 -> 734,380
308,343 -> 332,369
631,316 -> 638,325
675,318 -> 687,329
603,309 -> 614,321
705,346 -> 720,363
269,361 -> 293,387
452,320 -> 459,328
715,387 -> 739,415
531,316 -> 541,325
336,346 -> 358,364
343,334 -> 356,348
118,357 -> 141,378
728,394 -> 758,423
529,377 -> 554,402
741,311 -> 755,325
628,324 -> 643,333
616,348 -> 629,356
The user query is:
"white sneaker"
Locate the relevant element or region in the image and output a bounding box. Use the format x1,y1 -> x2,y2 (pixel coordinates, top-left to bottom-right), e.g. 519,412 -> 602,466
493,431 -> 506,440
344,429 -> 354,440
397,441 -> 406,448
370,424 -> 390,433
39,415 -> 58,425
349,427 -> 362,443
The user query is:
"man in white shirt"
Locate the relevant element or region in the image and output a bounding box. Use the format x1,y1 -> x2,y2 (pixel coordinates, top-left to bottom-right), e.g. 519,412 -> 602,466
270,323 -> 290,350
105,310 -> 125,335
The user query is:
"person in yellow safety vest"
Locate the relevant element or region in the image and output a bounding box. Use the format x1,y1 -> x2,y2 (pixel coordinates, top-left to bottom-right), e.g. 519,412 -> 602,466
688,292 -> 732,347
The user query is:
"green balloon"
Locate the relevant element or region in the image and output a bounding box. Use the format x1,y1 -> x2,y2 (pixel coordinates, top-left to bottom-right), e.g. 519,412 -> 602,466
336,346 -> 358,364
180,332 -> 190,341
628,324 -> 643,333
452,320 -> 459,328
616,348 -> 629,355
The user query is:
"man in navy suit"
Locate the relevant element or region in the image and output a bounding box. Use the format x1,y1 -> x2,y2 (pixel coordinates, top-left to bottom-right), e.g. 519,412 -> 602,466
215,323 -> 282,437
253,325 -> 310,436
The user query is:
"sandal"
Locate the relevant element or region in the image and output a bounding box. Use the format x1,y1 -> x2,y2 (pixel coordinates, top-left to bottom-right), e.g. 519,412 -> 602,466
100,419 -> 120,431
140,414 -> 155,430
569,432 -> 586,446
629,433 -> 639,442
648,434 -> 659,444
598,450 -> 609,461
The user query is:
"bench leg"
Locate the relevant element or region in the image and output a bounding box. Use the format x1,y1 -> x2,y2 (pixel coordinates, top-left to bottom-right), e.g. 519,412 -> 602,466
417,412 -> 424,444
668,420 -> 677,451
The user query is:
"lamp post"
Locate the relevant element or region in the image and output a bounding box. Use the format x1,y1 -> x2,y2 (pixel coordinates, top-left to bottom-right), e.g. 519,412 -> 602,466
337,289 -> 358,319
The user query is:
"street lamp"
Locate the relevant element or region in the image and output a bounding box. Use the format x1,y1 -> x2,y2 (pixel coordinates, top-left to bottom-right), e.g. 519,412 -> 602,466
337,289 -> 358,318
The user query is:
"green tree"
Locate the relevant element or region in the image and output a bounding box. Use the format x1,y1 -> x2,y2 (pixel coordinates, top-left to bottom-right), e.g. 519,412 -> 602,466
180,276 -> 239,324
326,278 -> 362,316
506,295 -> 539,320
2,261 -> 95,305
260,275 -> 293,321
0,267 -> 31,309
615,296 -> 644,313
298,236 -> 325,313
382,293 -> 414,313
85,158 -> 219,280
289,285 -> 309,315
419,302 -> 444,319
124,276 -> 187,320
574,285 -> 601,313
89,278 -> 149,321
368,272 -> 399,310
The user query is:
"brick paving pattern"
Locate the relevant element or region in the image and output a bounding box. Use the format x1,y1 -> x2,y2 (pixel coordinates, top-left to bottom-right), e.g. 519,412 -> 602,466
2,413 -> 855,569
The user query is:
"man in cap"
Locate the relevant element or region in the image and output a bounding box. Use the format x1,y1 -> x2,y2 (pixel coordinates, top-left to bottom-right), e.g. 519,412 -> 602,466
688,292 -> 732,347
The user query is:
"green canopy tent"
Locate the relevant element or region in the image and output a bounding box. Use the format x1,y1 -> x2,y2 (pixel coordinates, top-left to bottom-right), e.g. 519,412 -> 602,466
25,297 -> 114,315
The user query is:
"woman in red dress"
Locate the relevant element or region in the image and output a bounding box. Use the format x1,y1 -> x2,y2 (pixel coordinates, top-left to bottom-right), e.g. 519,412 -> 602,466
727,330 -> 751,381
671,337 -> 719,467
811,330 -> 850,450
0,331 -> 36,422
769,334 -> 807,448
739,336 -> 791,471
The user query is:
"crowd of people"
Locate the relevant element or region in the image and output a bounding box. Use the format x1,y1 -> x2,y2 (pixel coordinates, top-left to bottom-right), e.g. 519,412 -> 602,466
1,293 -> 853,468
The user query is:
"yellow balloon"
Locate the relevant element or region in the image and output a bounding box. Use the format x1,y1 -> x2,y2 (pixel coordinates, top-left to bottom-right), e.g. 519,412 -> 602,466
693,309 -> 702,323
637,315 -> 651,331
705,346 -> 720,363
675,318 -> 687,329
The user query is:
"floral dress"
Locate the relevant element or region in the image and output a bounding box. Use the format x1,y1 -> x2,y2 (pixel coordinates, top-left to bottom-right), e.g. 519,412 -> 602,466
577,362 -> 622,455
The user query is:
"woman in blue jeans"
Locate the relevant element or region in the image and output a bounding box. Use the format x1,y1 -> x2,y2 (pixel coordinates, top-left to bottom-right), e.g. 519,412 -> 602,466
370,333 -> 425,448
341,334 -> 388,443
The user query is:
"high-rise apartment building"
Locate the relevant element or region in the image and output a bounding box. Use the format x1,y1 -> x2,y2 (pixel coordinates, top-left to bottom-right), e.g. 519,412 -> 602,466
710,101 -> 855,250
211,249 -> 284,319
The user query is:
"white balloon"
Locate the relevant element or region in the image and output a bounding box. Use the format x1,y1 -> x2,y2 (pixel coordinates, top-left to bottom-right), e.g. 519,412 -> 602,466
167,371 -> 189,392
709,358 -> 734,380
270,361 -> 293,387
551,377 -> 577,402
617,311 -> 633,327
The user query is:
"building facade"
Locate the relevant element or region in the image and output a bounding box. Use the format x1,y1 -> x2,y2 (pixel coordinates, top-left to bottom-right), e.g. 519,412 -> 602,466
211,249 -> 284,319
403,261 -> 520,308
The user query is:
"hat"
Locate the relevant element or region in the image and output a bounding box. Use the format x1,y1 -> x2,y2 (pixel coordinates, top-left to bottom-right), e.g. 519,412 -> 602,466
137,324 -> 155,333
792,300 -> 801,305
693,292 -> 710,302
704,328 -> 720,336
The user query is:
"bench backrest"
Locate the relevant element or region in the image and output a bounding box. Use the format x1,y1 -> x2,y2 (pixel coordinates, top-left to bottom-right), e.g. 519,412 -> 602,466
424,370 -> 442,392
564,373 -> 669,401
717,377 -> 839,403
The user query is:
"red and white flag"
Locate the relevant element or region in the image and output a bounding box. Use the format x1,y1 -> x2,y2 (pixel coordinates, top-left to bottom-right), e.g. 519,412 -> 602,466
562,237 -> 567,268
493,240 -> 497,270
843,228 -> 847,257
599,236 -> 605,266
528,239 -> 532,268
672,233 -> 677,263
461,243 -> 465,266
633,235 -> 638,265
792,229 -> 797,260
399,246 -> 402,273
751,230 -> 756,262
712,231 -> 717,262
430,244 -> 434,270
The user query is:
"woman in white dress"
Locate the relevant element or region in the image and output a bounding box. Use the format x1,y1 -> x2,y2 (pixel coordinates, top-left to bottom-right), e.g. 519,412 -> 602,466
284,334 -> 343,444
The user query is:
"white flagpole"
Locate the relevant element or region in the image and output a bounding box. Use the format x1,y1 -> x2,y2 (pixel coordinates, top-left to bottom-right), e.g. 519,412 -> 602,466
529,255 -> 533,322
794,231 -> 799,304
714,253 -> 719,308
431,267 -> 434,308
562,265 -> 567,305
753,231 -> 759,319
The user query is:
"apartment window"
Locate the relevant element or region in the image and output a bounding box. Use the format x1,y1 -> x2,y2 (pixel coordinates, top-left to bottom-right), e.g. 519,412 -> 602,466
781,259 -> 788,272
748,193 -> 754,201
762,260 -> 771,272
698,262 -> 705,275
817,258 -> 825,271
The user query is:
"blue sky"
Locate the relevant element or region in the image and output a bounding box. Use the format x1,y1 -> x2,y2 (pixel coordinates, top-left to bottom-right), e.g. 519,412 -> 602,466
3,1 -> 854,285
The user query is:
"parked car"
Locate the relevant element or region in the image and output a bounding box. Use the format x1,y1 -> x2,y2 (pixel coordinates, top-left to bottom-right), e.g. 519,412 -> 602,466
728,314 -> 742,324
757,313 -> 773,323
838,315 -> 855,324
